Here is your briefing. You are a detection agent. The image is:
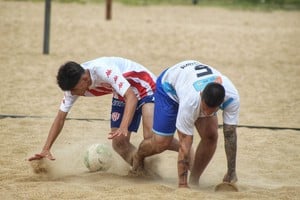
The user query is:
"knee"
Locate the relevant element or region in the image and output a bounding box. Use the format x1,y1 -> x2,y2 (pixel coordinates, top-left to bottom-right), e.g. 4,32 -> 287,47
153,139 -> 171,153
112,137 -> 129,152
179,142 -> 191,156
154,144 -> 168,153
203,130 -> 218,145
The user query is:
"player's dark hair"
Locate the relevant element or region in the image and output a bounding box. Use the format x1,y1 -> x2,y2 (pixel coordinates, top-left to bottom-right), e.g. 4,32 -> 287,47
56,61 -> 85,91
202,82 -> 225,107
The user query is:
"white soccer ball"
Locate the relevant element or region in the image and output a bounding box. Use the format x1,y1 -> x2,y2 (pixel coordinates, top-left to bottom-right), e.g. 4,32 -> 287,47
83,143 -> 113,172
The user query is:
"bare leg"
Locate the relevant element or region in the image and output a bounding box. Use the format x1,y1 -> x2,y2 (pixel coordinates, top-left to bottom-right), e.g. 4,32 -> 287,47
142,103 -> 180,152
141,103 -> 154,139
167,138 -> 180,151
189,116 -> 218,186
135,103 -> 180,171
112,131 -> 136,166
132,134 -> 174,171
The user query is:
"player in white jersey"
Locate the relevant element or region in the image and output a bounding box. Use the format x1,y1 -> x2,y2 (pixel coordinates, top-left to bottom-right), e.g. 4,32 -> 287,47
133,60 -> 240,188
28,57 -> 179,166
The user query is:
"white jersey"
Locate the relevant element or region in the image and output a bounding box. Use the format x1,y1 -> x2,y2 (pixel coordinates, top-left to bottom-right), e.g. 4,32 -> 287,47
60,57 -> 156,112
161,60 -> 240,135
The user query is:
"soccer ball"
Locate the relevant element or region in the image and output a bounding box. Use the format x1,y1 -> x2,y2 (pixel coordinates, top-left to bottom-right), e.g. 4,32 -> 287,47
83,143 -> 113,172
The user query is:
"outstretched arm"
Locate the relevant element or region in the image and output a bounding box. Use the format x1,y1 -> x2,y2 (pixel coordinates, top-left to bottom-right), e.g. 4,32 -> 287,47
223,123 -> 238,183
108,88 -> 138,139
28,110 -> 68,161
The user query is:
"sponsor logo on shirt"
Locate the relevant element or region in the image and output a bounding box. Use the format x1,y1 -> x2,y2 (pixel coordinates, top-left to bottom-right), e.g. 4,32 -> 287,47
193,75 -> 222,92
112,99 -> 125,107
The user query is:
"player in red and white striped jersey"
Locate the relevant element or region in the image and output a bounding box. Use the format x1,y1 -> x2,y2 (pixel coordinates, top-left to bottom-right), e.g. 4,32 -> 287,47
28,57 -> 179,166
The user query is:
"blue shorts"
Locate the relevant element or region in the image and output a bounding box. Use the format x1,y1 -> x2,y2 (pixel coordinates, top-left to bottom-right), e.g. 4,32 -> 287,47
153,71 -> 178,136
111,95 -> 155,132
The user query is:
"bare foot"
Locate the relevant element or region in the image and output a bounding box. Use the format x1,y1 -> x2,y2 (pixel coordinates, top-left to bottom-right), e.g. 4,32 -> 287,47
128,167 -> 161,180
132,152 -> 144,172
188,177 -> 199,187
178,184 -> 190,189
128,168 -> 145,177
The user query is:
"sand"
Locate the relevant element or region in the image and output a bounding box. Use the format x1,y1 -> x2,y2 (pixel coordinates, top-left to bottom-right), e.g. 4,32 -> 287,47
0,1 -> 299,199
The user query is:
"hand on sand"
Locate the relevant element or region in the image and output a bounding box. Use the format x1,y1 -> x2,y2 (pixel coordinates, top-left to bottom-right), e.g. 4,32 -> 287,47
28,150 -> 55,161
223,172 -> 238,183
215,172 -> 239,192
214,182 -> 239,192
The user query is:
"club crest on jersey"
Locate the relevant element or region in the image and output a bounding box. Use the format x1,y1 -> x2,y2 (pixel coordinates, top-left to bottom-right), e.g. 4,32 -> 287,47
111,112 -> 120,121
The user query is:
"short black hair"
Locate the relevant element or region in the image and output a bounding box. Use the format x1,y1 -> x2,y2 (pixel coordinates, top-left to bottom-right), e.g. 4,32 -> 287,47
202,82 -> 225,107
56,61 -> 85,91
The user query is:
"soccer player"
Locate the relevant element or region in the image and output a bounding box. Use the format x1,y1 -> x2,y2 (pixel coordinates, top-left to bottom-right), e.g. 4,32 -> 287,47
28,57 -> 179,165
133,60 -> 240,188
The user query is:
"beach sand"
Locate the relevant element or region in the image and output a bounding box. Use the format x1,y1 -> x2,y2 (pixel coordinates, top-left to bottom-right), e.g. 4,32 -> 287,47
0,1 -> 299,199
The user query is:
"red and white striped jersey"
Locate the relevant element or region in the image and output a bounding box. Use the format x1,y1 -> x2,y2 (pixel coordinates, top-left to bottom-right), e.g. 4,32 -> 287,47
59,57 -> 156,112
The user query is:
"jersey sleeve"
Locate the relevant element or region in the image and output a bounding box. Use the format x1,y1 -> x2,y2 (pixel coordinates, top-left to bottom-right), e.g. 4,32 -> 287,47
222,98 -> 240,125
59,91 -> 79,113
176,102 -> 197,136
95,66 -> 131,97
221,76 -> 240,125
